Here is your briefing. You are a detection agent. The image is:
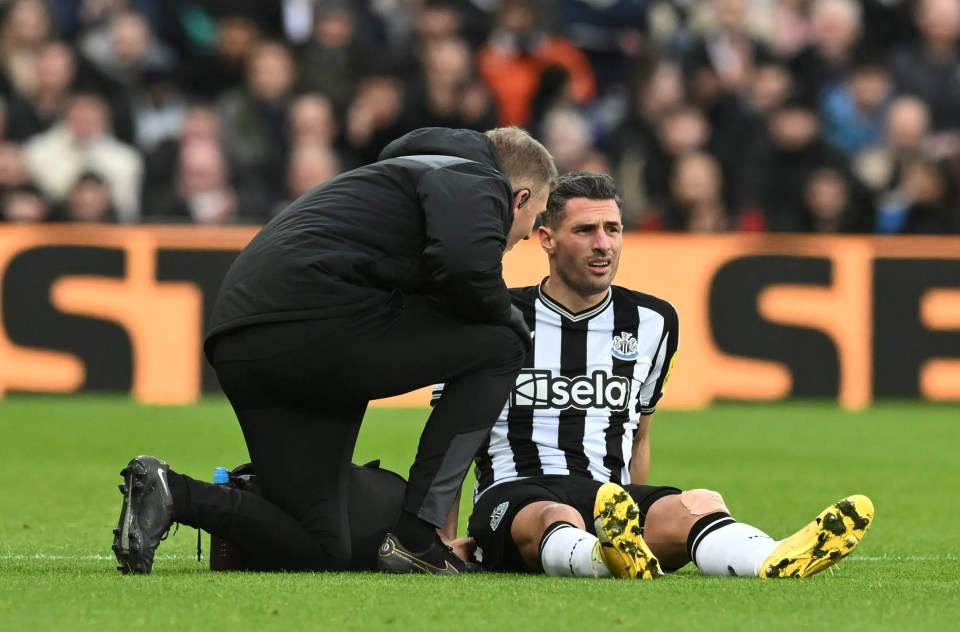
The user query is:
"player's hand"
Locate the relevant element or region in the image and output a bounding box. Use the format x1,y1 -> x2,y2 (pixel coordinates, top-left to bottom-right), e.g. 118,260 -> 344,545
447,537 -> 477,564
507,305 -> 532,353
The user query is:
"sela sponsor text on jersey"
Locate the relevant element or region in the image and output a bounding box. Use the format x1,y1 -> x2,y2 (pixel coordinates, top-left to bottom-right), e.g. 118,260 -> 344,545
510,369 -> 631,411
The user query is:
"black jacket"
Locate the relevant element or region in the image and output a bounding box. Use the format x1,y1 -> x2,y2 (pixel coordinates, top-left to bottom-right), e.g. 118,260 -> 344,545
206,127 -> 515,342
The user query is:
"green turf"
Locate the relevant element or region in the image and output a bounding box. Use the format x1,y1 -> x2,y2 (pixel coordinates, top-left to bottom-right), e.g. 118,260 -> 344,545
1,397 -> 958,631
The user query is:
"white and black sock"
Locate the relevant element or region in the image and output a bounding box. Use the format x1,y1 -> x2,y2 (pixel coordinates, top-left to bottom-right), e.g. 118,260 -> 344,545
538,521 -> 611,578
687,512 -> 779,577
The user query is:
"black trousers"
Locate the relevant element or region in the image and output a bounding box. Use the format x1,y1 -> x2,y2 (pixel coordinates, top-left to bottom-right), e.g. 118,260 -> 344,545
178,294 -> 525,571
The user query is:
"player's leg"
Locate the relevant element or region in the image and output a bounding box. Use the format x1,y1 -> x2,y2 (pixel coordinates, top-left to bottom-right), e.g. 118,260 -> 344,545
638,488 -> 778,576
467,477 -> 609,577
496,476 -> 664,579
640,489 -> 874,578
637,488 -> 734,572
593,482 -> 661,579
513,501 -> 611,577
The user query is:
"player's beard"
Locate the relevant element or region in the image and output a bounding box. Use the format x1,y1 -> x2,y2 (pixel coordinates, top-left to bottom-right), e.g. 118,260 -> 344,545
555,251 -> 619,300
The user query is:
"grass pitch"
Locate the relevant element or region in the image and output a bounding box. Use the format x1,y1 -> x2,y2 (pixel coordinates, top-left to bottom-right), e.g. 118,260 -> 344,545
1,397 -> 957,631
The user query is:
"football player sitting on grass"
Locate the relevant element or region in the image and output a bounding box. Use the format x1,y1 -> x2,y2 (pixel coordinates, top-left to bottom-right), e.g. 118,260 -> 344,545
440,172 -> 873,579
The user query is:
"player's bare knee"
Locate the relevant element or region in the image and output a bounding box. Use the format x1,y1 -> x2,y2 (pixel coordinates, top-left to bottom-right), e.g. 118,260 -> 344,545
512,502 -> 582,547
511,501 -> 583,570
537,503 -> 584,530
679,489 -> 729,516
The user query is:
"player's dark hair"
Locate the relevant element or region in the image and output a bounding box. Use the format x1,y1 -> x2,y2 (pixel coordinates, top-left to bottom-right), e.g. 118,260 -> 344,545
541,172 -> 622,229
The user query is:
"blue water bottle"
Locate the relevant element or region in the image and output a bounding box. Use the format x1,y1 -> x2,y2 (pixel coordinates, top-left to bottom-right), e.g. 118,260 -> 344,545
213,466 -> 230,485
209,467 -> 243,571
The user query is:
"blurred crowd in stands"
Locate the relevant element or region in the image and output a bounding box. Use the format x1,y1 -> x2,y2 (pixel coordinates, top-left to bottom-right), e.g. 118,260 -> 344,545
0,0 -> 958,233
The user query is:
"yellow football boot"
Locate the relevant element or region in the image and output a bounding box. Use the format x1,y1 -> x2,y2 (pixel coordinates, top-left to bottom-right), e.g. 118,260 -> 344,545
593,482 -> 661,580
760,494 -> 874,579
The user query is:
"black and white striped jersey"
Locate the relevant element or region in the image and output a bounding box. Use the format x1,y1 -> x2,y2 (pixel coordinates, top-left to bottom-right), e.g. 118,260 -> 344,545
433,280 -> 679,500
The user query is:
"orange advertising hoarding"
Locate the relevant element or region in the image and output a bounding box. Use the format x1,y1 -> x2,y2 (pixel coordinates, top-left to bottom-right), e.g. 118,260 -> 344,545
1,225 -> 958,409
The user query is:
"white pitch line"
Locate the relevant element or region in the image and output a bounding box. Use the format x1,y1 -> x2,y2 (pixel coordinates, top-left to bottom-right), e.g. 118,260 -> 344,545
0,554 -> 956,562
848,556 -> 957,562
0,553 -> 183,561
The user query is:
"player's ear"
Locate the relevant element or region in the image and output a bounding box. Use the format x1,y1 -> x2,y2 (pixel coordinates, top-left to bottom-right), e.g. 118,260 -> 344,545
512,189 -> 530,216
538,224 -> 554,254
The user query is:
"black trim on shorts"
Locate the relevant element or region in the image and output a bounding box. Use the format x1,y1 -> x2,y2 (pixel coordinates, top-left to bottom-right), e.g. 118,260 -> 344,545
627,485 -> 682,521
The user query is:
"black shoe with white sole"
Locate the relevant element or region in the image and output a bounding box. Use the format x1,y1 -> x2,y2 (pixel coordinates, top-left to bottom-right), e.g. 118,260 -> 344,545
112,456 -> 175,575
